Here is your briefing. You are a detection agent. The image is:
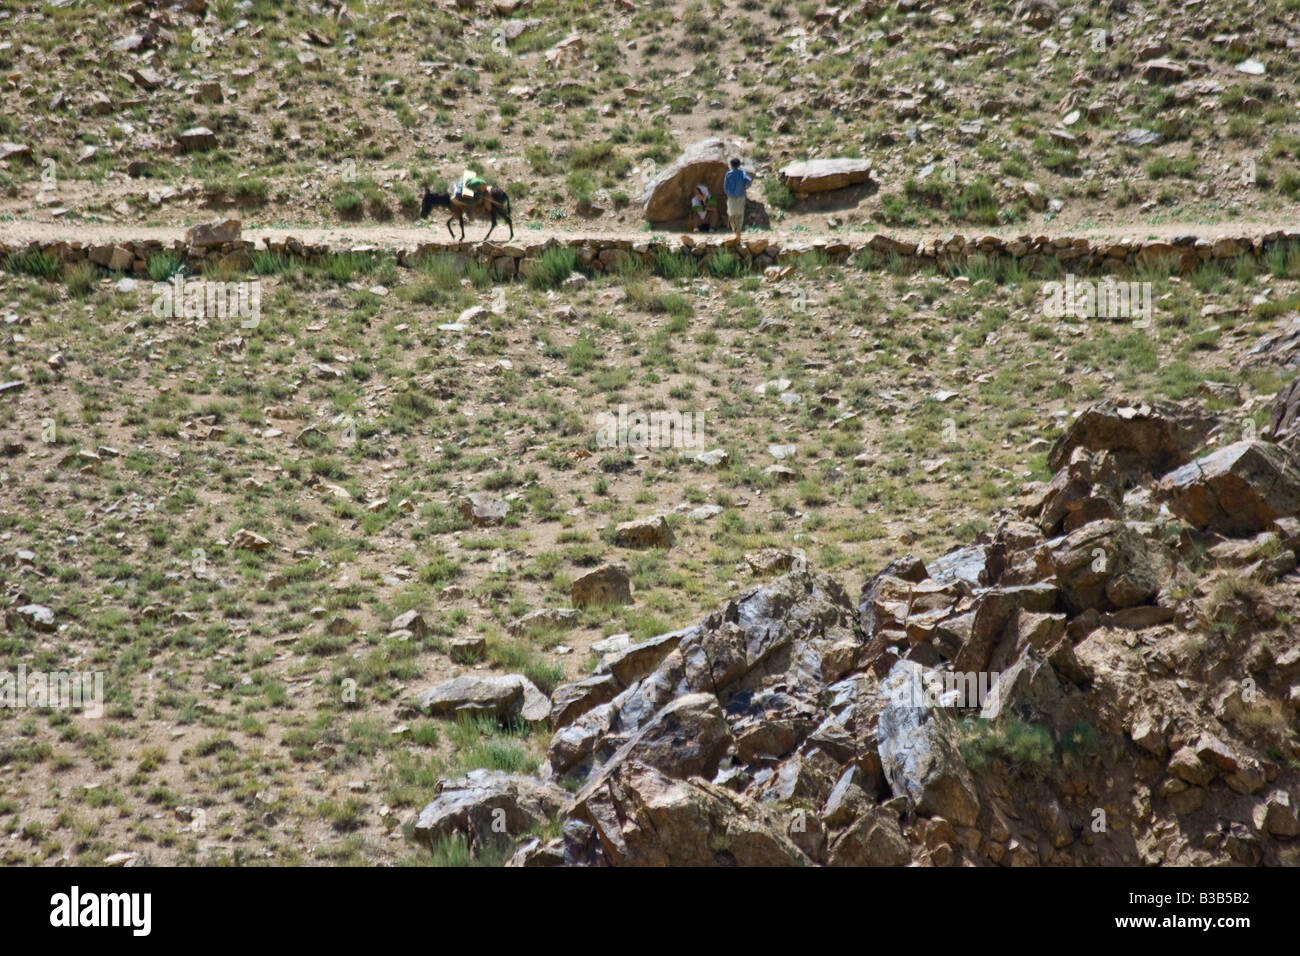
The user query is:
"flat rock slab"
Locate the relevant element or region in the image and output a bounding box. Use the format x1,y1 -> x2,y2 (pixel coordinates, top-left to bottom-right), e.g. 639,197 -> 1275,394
508,607 -> 578,636
779,158 -> 874,193
411,674 -> 550,723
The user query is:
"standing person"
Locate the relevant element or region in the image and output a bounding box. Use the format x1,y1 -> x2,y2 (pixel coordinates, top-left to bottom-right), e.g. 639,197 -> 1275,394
723,158 -> 752,239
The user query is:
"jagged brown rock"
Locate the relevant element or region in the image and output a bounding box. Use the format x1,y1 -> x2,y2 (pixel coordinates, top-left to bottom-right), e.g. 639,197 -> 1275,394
1159,440 -> 1300,536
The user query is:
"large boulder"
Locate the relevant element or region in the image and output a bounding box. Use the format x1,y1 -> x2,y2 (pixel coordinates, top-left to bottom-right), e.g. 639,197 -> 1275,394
571,564 -> 632,608
614,514 -> 673,549
1048,399 -> 1215,478
409,674 -> 550,723
1159,440 -> 1300,536
174,126 -> 217,153
412,769 -> 569,852
779,158 -> 874,194
642,138 -> 749,223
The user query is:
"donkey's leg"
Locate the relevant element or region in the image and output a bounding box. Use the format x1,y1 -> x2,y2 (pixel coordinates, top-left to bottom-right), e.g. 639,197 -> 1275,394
483,209 -> 497,242
446,214 -> 456,239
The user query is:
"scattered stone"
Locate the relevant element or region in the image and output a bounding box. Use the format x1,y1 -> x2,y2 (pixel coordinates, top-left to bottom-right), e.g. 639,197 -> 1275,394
692,448 -> 728,467
0,143 -> 33,164
459,492 -> 509,527
448,636 -> 487,662
10,604 -> 55,632
1116,128 -> 1163,147
1138,58 -> 1187,83
391,609 -> 429,637
571,564 -> 632,608
230,528 -> 271,551
175,126 -> 217,153
614,514 -> 673,549
508,607 -> 578,636
745,548 -> 802,576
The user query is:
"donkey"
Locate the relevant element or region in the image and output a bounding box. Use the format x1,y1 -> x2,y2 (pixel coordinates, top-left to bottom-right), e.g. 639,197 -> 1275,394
420,184 -> 514,242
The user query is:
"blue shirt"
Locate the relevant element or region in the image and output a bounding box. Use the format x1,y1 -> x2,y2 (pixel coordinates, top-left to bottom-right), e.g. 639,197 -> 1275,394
723,168 -> 752,198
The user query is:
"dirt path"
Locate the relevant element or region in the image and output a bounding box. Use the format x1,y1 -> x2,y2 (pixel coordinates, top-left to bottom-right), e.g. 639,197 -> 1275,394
2,218 -> 1295,249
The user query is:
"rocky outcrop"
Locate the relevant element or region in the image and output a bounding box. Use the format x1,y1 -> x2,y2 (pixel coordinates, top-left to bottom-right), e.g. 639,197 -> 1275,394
877,661 -> 980,826
447,384 -> 1300,866
569,761 -> 812,866
1048,399 -> 1216,479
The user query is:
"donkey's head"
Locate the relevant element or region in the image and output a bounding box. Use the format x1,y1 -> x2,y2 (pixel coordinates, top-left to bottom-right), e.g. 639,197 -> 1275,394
420,187 -> 451,219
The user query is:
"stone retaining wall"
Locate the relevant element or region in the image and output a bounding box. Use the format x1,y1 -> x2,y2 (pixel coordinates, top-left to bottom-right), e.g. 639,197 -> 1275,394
5,228 -> 1300,281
